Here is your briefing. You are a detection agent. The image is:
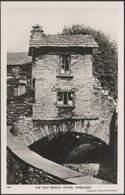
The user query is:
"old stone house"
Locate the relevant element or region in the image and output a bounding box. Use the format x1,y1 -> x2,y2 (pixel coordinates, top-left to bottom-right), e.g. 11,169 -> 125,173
29,25 -> 99,120
7,25 -> 117,185
23,24 -> 115,145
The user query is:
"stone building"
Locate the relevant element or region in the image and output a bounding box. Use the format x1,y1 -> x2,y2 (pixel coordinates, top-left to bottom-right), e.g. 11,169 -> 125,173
29,25 -> 99,120
7,52 -> 34,125
7,52 -> 32,99
25,25 -> 115,145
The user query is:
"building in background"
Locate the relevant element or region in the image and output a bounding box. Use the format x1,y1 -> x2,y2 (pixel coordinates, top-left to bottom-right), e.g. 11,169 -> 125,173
7,52 -> 32,99
7,52 -> 34,126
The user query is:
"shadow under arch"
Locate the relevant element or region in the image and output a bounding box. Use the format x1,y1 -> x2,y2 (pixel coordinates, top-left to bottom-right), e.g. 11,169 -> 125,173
29,131 -> 109,164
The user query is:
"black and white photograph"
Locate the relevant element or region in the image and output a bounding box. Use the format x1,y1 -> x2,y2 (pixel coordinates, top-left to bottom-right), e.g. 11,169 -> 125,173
1,1 -> 124,194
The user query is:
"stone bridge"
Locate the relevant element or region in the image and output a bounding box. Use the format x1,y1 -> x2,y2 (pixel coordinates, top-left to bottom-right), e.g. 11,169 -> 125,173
8,83 -> 117,146
7,127 -> 111,185
12,103 -> 116,147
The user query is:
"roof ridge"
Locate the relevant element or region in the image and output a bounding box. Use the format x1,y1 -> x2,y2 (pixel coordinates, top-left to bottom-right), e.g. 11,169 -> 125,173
29,33 -> 98,48
44,34 -> 92,36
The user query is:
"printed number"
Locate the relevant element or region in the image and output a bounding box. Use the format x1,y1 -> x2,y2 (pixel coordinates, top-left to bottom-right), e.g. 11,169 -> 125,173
7,186 -> 12,188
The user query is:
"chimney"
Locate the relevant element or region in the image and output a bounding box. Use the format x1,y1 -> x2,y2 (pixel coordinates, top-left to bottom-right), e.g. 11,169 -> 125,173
31,24 -> 44,39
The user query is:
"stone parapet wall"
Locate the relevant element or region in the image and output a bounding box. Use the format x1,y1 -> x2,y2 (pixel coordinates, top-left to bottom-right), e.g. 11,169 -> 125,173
7,147 -> 69,184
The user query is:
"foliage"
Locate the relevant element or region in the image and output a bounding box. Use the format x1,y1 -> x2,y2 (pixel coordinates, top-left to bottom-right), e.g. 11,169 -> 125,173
62,24 -> 118,99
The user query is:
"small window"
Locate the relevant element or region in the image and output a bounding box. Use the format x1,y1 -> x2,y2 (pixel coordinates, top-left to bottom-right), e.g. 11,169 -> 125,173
57,92 -> 74,107
14,84 -> 26,96
19,84 -> 26,95
60,55 -> 71,74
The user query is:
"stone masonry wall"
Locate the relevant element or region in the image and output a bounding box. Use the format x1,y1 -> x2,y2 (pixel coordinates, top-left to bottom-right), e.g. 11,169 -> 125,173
33,54 -> 101,120
7,147 -> 69,184
12,117 -> 99,146
12,108 -> 114,146
7,89 -> 34,125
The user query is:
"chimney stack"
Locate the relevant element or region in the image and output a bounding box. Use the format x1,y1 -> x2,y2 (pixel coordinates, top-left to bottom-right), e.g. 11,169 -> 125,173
31,24 -> 44,39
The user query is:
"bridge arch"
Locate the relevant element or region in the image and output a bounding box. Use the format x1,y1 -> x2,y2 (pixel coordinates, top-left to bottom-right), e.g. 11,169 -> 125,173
11,113 -> 115,146
29,131 -> 109,164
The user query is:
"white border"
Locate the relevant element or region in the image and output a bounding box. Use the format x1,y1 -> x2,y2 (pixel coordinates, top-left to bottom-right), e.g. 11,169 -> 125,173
1,1 -> 124,194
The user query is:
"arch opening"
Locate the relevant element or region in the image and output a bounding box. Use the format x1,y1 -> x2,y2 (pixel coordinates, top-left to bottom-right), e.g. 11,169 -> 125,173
29,132 -> 109,164
29,131 -> 117,183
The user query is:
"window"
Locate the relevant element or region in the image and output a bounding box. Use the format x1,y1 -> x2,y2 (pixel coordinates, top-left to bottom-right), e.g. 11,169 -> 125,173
19,84 -> 26,95
57,55 -> 73,78
57,92 -> 75,107
60,55 -> 71,74
14,83 -> 26,96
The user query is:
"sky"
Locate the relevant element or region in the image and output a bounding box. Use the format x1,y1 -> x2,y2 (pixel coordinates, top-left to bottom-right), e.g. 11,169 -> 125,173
6,2 -> 122,52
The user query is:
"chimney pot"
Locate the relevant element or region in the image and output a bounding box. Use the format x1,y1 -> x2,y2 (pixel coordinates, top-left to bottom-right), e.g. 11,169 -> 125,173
31,24 -> 44,38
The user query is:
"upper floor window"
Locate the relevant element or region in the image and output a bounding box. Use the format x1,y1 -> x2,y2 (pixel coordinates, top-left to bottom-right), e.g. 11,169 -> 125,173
60,55 -> 71,75
19,83 -> 26,95
56,55 -> 73,78
14,84 -> 26,96
14,80 -> 26,97
57,91 -> 75,107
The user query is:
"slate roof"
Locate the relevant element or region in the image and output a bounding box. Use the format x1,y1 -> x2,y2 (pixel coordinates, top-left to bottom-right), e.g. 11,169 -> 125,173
7,52 -> 32,66
29,34 -> 98,48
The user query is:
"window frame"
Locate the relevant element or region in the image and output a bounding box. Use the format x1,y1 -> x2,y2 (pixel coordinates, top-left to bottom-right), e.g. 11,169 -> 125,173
14,81 -> 26,97
19,83 -> 26,95
56,91 -> 75,108
57,55 -> 73,78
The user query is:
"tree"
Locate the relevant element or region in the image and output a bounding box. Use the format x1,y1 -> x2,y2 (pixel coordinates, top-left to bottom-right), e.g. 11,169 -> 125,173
62,24 -> 118,99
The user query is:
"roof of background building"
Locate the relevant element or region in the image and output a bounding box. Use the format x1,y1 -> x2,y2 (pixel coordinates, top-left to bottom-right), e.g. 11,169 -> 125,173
7,52 -> 32,66
29,34 -> 98,48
